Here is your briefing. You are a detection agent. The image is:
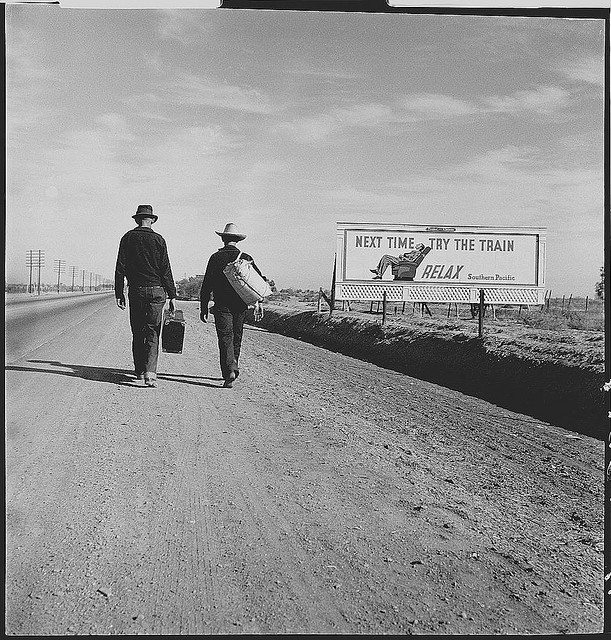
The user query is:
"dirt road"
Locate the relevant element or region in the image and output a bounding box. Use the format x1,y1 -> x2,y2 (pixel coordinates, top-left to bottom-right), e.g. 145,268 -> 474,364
5,296 -> 603,635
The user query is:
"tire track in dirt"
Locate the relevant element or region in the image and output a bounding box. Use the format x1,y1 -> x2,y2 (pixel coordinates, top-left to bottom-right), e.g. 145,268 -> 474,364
218,438 -> 351,632
141,396 -> 225,635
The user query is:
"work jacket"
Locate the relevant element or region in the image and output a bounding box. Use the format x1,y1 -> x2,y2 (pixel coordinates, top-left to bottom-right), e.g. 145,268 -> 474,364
114,226 -> 177,299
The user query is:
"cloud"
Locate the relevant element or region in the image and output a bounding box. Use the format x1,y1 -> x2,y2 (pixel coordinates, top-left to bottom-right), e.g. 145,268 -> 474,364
121,93 -> 173,122
6,24 -> 58,136
155,10 -> 201,44
128,125 -> 242,198
286,66 -> 362,81
165,72 -> 276,115
6,24 -> 55,83
281,85 -> 571,144
456,145 -> 541,178
483,86 -> 570,115
121,71 -> 277,120
307,142 -> 602,236
397,94 -> 477,118
559,55 -> 605,87
95,113 -> 135,140
445,144 -> 603,228
335,103 -> 397,127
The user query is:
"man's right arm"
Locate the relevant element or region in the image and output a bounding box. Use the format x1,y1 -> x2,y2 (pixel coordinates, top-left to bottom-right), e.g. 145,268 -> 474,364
199,256 -> 215,322
114,236 -> 127,309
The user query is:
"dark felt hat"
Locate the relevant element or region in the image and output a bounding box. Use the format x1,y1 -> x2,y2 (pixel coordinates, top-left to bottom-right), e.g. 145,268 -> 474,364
132,204 -> 158,222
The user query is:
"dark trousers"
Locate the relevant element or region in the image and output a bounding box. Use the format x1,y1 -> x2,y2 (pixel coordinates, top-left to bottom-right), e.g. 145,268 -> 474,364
128,286 -> 166,375
375,254 -> 400,277
212,305 -> 246,380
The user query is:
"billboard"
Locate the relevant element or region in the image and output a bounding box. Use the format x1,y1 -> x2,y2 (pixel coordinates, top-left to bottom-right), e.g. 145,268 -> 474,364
335,223 -> 546,304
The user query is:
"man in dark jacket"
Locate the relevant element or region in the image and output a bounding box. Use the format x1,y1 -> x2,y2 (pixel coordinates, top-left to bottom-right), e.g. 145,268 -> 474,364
200,223 -> 268,388
115,204 -> 176,387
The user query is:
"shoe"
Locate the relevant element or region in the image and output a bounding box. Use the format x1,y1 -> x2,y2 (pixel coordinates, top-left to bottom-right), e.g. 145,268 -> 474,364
372,275 -> 382,280
370,269 -> 379,274
136,373 -> 144,381
223,372 -> 236,388
144,373 -> 157,387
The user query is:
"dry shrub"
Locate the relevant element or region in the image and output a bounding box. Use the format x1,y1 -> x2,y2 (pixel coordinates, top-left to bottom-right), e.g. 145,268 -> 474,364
518,309 -> 604,332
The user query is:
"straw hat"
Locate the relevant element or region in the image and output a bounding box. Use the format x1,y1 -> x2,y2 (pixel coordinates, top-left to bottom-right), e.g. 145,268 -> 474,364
216,222 -> 246,240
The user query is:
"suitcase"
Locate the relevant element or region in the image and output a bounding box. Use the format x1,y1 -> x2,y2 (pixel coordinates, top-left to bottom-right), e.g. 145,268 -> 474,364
162,309 -> 185,354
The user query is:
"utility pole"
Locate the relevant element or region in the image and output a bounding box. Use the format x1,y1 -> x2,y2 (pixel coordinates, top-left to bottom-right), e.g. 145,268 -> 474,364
82,270 -> 86,292
36,250 -> 45,295
69,266 -> 78,292
53,259 -> 66,294
26,251 -> 34,294
26,250 -> 40,294
89,272 -> 93,292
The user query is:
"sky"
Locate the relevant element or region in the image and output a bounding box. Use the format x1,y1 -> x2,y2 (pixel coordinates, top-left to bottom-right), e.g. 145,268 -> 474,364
5,6 -> 606,295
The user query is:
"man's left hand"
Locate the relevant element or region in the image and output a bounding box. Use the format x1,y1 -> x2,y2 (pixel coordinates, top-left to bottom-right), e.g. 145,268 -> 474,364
168,298 -> 175,314
116,297 -> 126,310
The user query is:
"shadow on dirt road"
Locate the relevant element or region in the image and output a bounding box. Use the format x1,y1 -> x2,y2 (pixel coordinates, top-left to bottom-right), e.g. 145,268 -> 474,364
7,361 -> 224,389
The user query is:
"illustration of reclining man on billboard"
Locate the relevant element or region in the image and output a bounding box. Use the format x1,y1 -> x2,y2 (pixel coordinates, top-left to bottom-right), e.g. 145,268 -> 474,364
369,243 -> 432,281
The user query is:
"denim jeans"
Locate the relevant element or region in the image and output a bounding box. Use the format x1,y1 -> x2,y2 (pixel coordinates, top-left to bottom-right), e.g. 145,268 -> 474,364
128,286 -> 166,375
212,305 -> 246,380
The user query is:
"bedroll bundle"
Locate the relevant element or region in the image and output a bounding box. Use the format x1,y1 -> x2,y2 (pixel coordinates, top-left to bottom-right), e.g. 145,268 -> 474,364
223,251 -> 272,305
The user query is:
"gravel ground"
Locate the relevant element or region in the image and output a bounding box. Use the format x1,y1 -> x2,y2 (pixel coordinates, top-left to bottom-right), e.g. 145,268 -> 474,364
5,297 -> 604,635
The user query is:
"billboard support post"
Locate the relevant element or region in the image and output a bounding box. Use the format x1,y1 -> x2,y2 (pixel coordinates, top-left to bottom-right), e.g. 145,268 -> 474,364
382,290 -> 387,325
478,289 -> 485,338
329,256 -> 337,318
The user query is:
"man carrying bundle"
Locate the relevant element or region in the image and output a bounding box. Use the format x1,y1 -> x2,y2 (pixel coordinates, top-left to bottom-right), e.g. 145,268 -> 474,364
200,223 -> 270,388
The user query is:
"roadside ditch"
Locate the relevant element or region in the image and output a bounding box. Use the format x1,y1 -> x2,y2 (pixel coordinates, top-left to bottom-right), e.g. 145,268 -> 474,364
247,305 -> 607,440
